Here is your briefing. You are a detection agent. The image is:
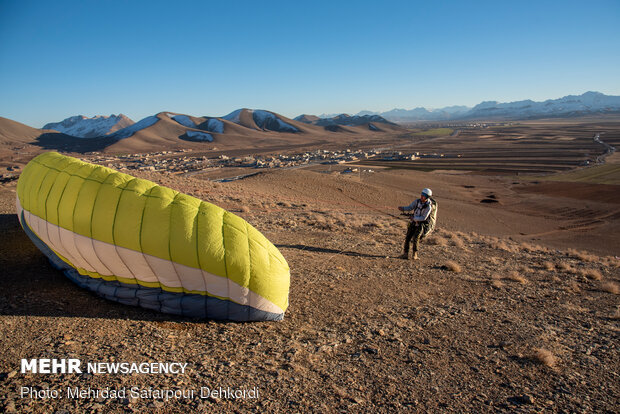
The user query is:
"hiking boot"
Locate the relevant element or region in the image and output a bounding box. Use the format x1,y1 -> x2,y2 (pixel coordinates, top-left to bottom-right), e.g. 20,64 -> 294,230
399,253 -> 409,260
412,252 -> 419,260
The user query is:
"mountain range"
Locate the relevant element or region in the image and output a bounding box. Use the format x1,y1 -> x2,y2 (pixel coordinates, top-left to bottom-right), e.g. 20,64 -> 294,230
0,108 -> 400,154
346,92 -> 620,122
2,92 -> 619,154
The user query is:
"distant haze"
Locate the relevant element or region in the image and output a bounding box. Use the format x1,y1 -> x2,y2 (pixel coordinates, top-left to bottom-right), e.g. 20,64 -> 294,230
344,92 -> 620,122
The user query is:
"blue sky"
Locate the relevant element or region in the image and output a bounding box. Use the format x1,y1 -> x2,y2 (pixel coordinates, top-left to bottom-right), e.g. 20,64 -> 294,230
1,0 -> 619,127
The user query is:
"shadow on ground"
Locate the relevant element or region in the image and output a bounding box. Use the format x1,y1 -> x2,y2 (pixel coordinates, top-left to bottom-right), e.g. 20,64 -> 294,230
0,214 -> 208,323
275,243 -> 388,259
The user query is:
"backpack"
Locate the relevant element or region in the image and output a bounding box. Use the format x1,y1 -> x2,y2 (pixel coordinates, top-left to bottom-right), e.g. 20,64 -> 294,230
421,197 -> 438,239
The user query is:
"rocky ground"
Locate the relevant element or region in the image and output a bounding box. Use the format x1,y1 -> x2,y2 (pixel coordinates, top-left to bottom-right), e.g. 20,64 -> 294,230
0,166 -> 618,413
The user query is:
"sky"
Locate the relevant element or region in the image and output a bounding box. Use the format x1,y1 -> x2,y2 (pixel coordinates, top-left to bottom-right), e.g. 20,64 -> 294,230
1,0 -> 619,127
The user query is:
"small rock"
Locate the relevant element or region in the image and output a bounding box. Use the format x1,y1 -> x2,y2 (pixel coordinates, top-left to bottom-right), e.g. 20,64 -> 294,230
523,394 -> 535,404
7,370 -> 17,379
363,347 -> 379,355
509,394 -> 535,405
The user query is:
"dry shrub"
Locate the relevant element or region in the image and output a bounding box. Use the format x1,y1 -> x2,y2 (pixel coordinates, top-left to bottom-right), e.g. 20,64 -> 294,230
520,242 -> 536,253
542,261 -> 555,271
445,261 -> 462,273
449,237 -> 465,248
601,282 -> 619,295
488,256 -> 501,266
491,279 -> 504,289
455,231 -> 471,242
426,235 -> 448,246
329,212 -> 346,223
602,256 -> 620,268
436,228 -> 451,237
613,307 -> 620,320
533,348 -> 557,368
522,243 -> 547,253
313,215 -> 334,230
564,281 -> 581,294
491,240 -> 514,253
240,205 -> 250,213
507,271 -> 528,284
567,248 -> 598,263
557,262 -> 574,272
580,268 -> 602,281
446,232 -> 459,240
551,275 -> 561,283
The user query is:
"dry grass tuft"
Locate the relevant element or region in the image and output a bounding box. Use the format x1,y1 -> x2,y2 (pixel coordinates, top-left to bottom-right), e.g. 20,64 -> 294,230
329,212 -> 346,225
312,215 -> 335,230
490,279 -> 504,289
488,256 -> 501,266
507,271 -> 528,284
533,348 -> 557,368
580,268 -> 603,281
602,256 -> 620,268
601,282 -> 619,295
449,238 -> 465,248
426,235 -> 448,246
557,262 -> 578,274
455,231 -> 471,242
567,248 -> 598,263
240,205 -> 250,213
520,242 -> 536,253
542,261 -> 555,271
564,281 -> 581,294
490,240 -> 514,253
445,261 -> 462,273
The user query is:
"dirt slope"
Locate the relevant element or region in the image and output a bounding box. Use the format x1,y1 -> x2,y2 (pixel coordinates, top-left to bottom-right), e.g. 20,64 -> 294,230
0,166 -> 618,413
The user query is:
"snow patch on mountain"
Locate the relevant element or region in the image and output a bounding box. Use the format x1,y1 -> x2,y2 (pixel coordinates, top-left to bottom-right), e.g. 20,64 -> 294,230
203,118 -> 224,133
186,130 -> 213,142
169,114 -> 196,128
43,114 -> 133,138
222,109 -> 243,124
252,110 -> 299,132
110,116 -> 159,139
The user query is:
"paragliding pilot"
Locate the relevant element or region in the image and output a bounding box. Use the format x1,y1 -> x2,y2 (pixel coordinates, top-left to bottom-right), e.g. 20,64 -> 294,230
398,188 -> 437,260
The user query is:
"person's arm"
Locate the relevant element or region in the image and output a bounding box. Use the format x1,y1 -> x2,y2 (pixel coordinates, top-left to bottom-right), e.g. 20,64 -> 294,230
399,200 -> 416,212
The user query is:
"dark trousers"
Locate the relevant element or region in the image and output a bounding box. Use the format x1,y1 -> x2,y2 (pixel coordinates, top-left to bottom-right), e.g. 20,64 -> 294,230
404,222 -> 427,254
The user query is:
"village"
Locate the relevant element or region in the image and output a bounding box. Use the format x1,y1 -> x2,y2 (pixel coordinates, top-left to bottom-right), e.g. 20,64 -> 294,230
82,147 -> 455,176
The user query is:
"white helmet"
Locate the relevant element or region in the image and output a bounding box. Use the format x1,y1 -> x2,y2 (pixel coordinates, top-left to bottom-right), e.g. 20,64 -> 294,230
421,188 -> 432,197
